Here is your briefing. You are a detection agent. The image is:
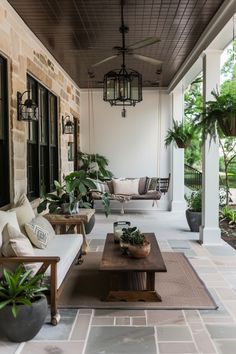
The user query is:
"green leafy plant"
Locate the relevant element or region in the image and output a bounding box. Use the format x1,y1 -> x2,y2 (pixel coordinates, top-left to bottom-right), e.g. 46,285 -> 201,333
185,190 -> 202,212
220,206 -> 236,225
120,227 -> 145,246
78,152 -> 114,181
195,87 -> 236,142
165,120 -> 197,148
37,170 -> 96,214
0,267 -> 47,318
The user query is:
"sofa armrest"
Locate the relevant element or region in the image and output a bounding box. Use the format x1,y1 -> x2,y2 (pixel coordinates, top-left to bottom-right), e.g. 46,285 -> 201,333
0,256 -> 60,263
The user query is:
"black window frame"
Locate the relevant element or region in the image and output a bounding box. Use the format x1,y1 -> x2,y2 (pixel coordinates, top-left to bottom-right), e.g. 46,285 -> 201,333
0,55 -> 9,207
27,75 -> 58,200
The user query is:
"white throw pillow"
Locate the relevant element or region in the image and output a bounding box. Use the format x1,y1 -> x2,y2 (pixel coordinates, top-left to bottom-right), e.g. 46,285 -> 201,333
25,215 -> 55,241
9,194 -> 35,233
0,211 -> 20,249
112,178 -> 139,195
25,222 -> 49,249
1,223 -> 39,275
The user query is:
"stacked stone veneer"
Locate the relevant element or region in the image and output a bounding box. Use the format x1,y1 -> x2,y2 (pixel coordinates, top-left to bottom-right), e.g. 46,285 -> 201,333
0,0 -> 80,203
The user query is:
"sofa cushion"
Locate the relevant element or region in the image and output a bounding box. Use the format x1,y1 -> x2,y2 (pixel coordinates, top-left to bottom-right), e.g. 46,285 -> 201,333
146,177 -> 159,192
138,176 -> 147,194
89,179 -> 109,193
112,178 -> 139,195
9,194 -> 35,234
1,224 -> 39,274
25,222 -> 49,249
25,215 -> 55,241
0,211 -> 20,249
106,180 -> 114,194
33,234 -> 83,288
131,191 -> 162,200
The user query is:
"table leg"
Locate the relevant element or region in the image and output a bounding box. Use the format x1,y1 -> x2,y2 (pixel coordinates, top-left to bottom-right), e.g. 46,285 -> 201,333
77,222 -> 89,255
146,271 -> 162,301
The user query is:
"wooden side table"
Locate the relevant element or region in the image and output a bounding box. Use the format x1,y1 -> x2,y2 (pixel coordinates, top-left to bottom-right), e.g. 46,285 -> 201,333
44,209 -> 95,254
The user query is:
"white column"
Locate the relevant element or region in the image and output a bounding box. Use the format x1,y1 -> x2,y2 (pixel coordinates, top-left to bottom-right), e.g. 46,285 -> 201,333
199,49 -> 222,245
170,82 -> 186,211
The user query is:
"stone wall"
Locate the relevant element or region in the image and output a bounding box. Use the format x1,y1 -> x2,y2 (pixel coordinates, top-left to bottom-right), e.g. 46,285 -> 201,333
0,0 -> 80,203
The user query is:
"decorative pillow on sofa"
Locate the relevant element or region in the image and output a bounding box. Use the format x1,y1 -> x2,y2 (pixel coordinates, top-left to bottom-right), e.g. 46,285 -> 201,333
9,194 -> 35,233
138,176 -> 148,194
146,177 -> 159,192
25,222 -> 49,249
26,215 -> 55,240
112,178 -> 139,195
0,211 -> 20,249
1,223 -> 39,274
89,179 -> 109,193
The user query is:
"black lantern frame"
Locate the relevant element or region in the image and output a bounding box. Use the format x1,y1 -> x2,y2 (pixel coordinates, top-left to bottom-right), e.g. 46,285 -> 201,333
103,67 -> 142,107
62,115 -> 74,134
17,90 -> 38,121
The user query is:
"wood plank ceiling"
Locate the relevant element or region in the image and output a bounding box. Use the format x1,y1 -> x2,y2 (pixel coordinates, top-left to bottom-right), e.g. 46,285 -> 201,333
8,0 -> 225,88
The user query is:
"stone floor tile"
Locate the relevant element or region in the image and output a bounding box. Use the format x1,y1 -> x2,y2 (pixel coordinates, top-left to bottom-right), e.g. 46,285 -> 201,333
0,339 -> 20,354
206,246 -> 236,257
132,317 -> 147,326
158,342 -> 198,353
214,340 -> 236,354
206,324 -> 236,339
173,248 -> 197,257
21,341 -> 84,354
115,317 -> 131,325
201,316 -> 235,323
146,310 -> 185,325
156,325 -> 192,341
189,258 -> 215,267
216,288 -> 236,300
70,314 -> 91,340
194,267 -> 217,274
94,309 -> 145,317
84,326 -> 157,354
79,309 -> 93,314
184,310 -> 201,323
224,300 -> 236,319
189,323 -> 216,353
92,317 -> 114,326
168,240 -> 191,249
34,309 -> 78,340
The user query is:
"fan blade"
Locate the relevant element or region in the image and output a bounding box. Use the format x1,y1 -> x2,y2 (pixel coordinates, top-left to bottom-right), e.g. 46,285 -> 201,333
91,55 -> 118,67
127,37 -> 160,50
131,53 -> 162,65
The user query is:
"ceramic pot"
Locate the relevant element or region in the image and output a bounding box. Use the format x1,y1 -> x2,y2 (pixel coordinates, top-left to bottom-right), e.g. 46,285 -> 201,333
0,295 -> 47,342
186,209 -> 202,232
61,202 -> 79,215
128,240 -> 151,258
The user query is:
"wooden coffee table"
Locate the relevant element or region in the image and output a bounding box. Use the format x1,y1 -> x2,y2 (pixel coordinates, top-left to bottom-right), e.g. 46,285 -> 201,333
100,233 -> 167,302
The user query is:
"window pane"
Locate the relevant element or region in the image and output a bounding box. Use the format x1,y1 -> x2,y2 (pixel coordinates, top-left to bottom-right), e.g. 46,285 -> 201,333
38,86 -> 47,144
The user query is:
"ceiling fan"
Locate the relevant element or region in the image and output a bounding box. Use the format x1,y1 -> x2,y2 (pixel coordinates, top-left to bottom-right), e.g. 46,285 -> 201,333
91,0 -> 162,69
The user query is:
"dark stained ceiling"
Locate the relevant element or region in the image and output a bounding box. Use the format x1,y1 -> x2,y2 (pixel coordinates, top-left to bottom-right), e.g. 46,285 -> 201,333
8,0 -> 225,88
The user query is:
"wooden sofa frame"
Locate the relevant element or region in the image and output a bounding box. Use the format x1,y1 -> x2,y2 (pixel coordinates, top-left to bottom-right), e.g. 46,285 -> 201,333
0,247 -> 82,325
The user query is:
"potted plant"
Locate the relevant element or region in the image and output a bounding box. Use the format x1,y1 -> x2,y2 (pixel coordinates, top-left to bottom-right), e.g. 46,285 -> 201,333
37,170 -> 96,215
185,190 -> 202,232
78,152 -> 114,181
195,87 -> 236,141
120,227 -> 151,258
165,119 -> 196,148
0,266 -> 48,342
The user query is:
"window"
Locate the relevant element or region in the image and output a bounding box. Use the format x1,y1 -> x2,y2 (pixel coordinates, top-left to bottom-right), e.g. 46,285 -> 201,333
0,56 -> 9,207
27,75 -> 58,199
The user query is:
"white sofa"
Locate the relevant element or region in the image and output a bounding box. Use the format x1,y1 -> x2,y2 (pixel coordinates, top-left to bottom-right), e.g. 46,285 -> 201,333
0,195 -> 83,325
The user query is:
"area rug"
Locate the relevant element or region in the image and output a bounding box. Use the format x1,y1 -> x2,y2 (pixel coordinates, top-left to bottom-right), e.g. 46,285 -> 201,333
59,252 -> 217,310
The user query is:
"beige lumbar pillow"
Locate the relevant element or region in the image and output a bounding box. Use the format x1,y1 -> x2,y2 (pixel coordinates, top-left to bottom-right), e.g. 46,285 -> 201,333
9,194 -> 35,233
112,178 -> 139,195
25,221 -> 49,249
1,223 -> 39,275
0,211 -> 20,249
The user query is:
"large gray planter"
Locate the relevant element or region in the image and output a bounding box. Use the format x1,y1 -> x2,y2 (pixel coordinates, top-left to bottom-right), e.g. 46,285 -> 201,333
186,209 -> 202,232
0,295 -> 47,342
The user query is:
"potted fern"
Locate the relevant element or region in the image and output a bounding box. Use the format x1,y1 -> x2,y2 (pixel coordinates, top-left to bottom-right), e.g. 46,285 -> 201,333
195,87 -> 236,141
165,120 -> 196,148
0,266 -> 47,342
185,190 -> 202,232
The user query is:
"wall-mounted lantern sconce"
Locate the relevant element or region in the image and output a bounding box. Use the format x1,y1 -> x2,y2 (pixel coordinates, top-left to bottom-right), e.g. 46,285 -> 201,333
62,115 -> 74,134
17,91 -> 38,121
